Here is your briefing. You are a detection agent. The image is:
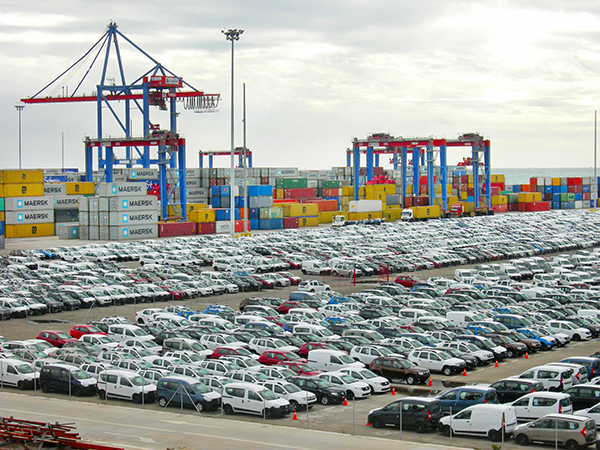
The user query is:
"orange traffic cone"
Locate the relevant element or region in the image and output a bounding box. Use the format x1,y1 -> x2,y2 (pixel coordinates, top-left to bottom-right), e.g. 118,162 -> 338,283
366,421 -> 371,426
428,377 -> 433,387
525,352 -> 529,360
343,397 -> 348,406
292,410 -> 297,420
495,360 -> 499,368
462,368 -> 467,376
391,387 -> 396,396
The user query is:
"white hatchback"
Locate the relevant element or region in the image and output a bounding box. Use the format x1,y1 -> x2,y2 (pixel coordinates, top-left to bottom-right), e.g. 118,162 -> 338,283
511,392 -> 573,421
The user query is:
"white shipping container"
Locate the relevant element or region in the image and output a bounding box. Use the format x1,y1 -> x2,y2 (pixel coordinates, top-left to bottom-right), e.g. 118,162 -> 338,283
307,179 -> 318,188
108,224 -> 159,240
89,212 -> 99,226
215,221 -> 231,234
54,196 -> 81,210
276,168 -> 299,178
57,223 -> 80,240
186,188 -> 208,197
4,196 -> 54,211
79,197 -> 89,212
44,184 -> 67,196
79,211 -> 89,226
5,209 -> 54,225
96,182 -> 147,197
575,201 -> 583,209
101,196 -> 158,212
348,200 -> 383,213
106,211 -> 159,226
185,178 -> 201,188
79,225 -> 89,240
127,168 -> 158,180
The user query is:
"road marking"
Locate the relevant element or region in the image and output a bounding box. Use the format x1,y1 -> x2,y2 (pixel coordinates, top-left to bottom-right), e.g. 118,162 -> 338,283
105,432 -> 156,443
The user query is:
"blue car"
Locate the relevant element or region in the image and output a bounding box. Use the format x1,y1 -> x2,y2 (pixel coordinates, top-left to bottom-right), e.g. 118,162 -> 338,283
516,328 -> 557,350
560,356 -> 600,380
436,386 -> 498,414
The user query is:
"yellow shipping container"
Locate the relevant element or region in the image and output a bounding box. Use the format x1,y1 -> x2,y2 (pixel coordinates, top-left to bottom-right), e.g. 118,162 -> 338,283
0,183 -> 44,197
366,192 -> 386,201
340,186 -> 353,196
5,223 -> 54,238
167,205 -> 182,217
405,185 -> 414,195
0,169 -> 44,184
297,216 -> 319,227
552,177 -> 561,186
491,195 -> 508,205
0,212 -> 4,221
459,191 -> 468,201
187,203 -> 208,215
491,174 -> 505,183
275,189 -> 284,199
340,196 -> 351,208
365,184 -> 396,195
435,184 -> 453,195
464,202 -> 475,213
318,211 -> 339,224
434,196 -> 460,208
283,203 -> 319,217
189,209 -> 216,223
348,211 -> 383,221
532,192 -> 542,201
66,182 -> 95,195
518,192 -> 533,203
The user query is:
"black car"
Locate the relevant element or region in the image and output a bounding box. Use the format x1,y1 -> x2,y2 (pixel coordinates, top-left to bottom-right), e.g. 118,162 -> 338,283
154,331 -> 190,346
30,294 -> 64,313
489,378 -> 546,403
563,385 -> 600,410
359,306 -> 394,320
456,335 -> 507,361
288,375 -> 346,405
368,397 -> 443,432
437,346 -> 478,369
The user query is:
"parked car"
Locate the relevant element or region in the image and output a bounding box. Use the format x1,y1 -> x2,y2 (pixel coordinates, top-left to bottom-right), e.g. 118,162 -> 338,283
513,414 -> 597,448
510,365 -> 575,391
156,375 -> 221,412
222,382 -> 291,418
369,356 -> 430,385
436,386 -> 498,414
489,378 -> 546,403
288,375 -> 346,405
97,369 -> 156,404
368,397 -> 443,432
440,404 -> 518,442
40,363 -> 97,396
261,380 -> 317,411
511,392 -> 573,421
407,348 -> 466,376
318,371 -> 371,400
564,385 -> 600,410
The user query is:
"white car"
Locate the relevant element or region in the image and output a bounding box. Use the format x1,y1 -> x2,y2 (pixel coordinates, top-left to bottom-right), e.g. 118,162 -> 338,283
339,367 -> 391,394
546,320 -> 592,341
318,371 -> 371,400
134,308 -> 165,324
407,348 -> 466,376
79,335 -> 119,352
297,280 -> 331,292
248,337 -> 298,355
574,403 -> 600,426
510,392 -> 573,420
262,380 -> 317,410
350,345 -> 402,366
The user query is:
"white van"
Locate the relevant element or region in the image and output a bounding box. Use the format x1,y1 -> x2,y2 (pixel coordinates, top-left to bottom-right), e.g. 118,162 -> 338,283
301,260 -> 331,276
510,365 -> 575,391
97,369 -> 157,404
454,269 -> 477,284
510,392 -> 573,421
446,311 -> 485,327
107,324 -> 154,343
222,382 -> 292,418
440,404 -> 518,441
0,358 -> 38,390
307,349 -> 364,372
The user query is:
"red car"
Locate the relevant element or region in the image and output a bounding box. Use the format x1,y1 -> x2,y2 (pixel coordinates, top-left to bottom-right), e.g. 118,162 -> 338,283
276,272 -> 302,285
211,346 -> 255,359
298,342 -> 337,359
159,285 -> 187,300
394,275 -> 421,288
278,360 -> 322,376
251,275 -> 275,289
69,324 -> 107,340
36,330 -> 77,348
258,350 -> 303,366
277,301 -> 309,315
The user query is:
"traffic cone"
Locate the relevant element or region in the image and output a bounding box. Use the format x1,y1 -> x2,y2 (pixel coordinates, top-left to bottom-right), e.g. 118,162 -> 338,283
366,420 -> 371,426
525,352 -> 529,360
495,360 -> 499,368
391,387 -> 396,396
292,410 -> 297,420
428,377 -> 433,387
462,368 -> 467,376
344,397 -> 348,406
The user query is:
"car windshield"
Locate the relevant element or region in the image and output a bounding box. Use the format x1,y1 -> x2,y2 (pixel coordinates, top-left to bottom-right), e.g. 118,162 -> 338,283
132,329 -> 150,337
284,383 -> 301,393
86,326 -> 102,333
399,359 -> 416,369
97,337 -> 114,344
55,332 -> 71,340
16,364 -> 34,374
314,379 -> 333,388
339,374 -> 356,384
299,363 -> 317,372
259,389 -> 278,401
192,382 -> 211,394
360,369 -> 378,379
130,376 -> 146,386
71,369 -> 89,380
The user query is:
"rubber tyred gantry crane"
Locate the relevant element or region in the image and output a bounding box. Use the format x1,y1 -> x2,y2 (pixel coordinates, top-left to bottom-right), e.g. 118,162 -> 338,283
20,22 -> 220,220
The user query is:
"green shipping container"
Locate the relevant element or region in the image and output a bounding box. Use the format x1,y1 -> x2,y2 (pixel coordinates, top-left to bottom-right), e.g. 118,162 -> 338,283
0,197 -> 4,211
321,180 -> 339,189
275,178 -> 308,189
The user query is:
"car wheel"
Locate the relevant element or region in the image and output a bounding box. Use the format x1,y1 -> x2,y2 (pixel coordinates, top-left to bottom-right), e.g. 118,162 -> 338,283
132,393 -> 142,404
507,349 -> 515,358
321,395 -> 329,405
516,434 -> 529,446
17,380 -> 25,391
289,400 -> 299,411
158,397 -> 168,408
72,387 -> 82,397
263,409 -> 272,419
441,425 -> 453,437
488,429 -> 501,442
224,404 -> 234,415
41,383 -> 50,393
406,375 -> 416,385
442,366 -> 453,376
565,440 -> 579,450
370,417 -> 383,429
346,391 -> 354,400
98,390 -> 106,400
195,402 -> 204,412
573,334 -> 581,341
414,421 -> 426,434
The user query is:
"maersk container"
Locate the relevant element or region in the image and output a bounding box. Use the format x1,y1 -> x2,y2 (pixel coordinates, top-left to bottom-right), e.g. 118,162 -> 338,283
98,196 -> 158,212
54,196 -> 81,210
96,182 -> 147,197
4,196 -> 54,211
127,168 -> 158,180
57,224 -> 80,240
185,178 -> 201,188
5,209 -> 54,225
215,221 -> 230,234
104,211 -> 159,226
107,224 -> 158,240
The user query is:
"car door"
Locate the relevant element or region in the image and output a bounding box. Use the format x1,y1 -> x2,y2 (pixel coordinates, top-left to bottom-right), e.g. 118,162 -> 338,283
512,396 -> 532,419
451,408 -> 473,434
528,418 -> 556,442
379,401 -> 400,426
439,390 -> 459,413
490,381 -> 508,403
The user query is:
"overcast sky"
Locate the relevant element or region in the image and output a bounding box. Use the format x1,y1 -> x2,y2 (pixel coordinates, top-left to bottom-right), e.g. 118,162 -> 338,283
2,0 -> 600,173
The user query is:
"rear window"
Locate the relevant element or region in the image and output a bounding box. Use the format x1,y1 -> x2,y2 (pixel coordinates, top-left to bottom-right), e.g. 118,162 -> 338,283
560,397 -> 572,407
429,402 -> 442,415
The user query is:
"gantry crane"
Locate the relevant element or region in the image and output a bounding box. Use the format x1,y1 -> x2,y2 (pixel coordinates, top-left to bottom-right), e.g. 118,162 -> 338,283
20,22 -> 220,220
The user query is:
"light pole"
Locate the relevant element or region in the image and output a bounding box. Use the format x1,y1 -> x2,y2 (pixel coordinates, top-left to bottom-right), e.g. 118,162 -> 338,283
222,28 -> 244,236
15,105 -> 25,169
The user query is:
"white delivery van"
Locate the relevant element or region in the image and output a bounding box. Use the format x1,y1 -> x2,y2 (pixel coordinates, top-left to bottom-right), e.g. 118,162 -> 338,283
222,382 -> 292,418
440,404 -> 518,442
446,311 -> 485,327
307,349 -> 364,372
0,358 -> 38,390
97,369 -> 157,404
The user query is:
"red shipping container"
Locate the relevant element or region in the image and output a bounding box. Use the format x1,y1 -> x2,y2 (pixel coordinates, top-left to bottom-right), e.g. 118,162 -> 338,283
544,193 -> 553,201
234,220 -> 250,232
197,222 -> 216,235
518,203 -> 527,212
491,204 -> 508,213
159,221 -> 197,238
567,185 -> 576,193
274,199 -> 297,204
525,202 -> 551,212
283,217 -> 299,229
584,192 -> 591,200
575,185 -> 583,194
508,204 -> 518,212
530,177 -> 538,186
405,196 -> 414,207
260,177 -> 269,185
467,188 -> 474,196
419,185 -> 428,195
322,188 -> 340,197
461,175 -> 469,184
491,182 -> 505,190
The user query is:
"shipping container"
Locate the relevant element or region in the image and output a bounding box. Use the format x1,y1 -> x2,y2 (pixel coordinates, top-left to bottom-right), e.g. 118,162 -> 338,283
158,222 -> 197,237
0,184 -> 44,198
96,182 -> 148,197
5,223 -> 54,238
197,222 -> 216,235
106,224 -> 159,240
5,210 -> 54,225
0,169 -> 44,184
189,209 -> 216,223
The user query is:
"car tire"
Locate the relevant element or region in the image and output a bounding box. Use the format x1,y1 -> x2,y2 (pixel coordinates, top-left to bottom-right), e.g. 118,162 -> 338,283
346,391 -> 354,400
488,429 -> 501,442
224,404 -> 234,415
321,395 -> 329,405
507,349 -> 515,358
132,393 -> 142,404
73,387 -> 82,397
442,366 -> 453,376
195,402 -> 204,412
565,440 -> 579,450
17,380 -> 25,391
516,434 -> 529,446
158,397 -> 168,408
370,417 -> 383,429
289,400 -> 299,411
263,409 -> 272,419
573,334 -> 581,341
441,425 -> 453,437
41,383 -> 50,393
98,390 -> 106,400
414,421 -> 426,434
406,375 -> 416,385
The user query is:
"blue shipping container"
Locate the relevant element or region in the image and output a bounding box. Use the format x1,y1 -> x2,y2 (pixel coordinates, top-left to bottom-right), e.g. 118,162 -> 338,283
512,185 -> 521,193
583,185 -> 591,193
249,208 -> 259,220
552,202 -> 560,210
250,219 -> 260,230
211,186 -> 221,197
259,219 -> 283,230
220,186 -> 231,197
211,197 -> 221,208
575,193 -> 583,201
248,185 -> 273,197
544,186 -> 553,194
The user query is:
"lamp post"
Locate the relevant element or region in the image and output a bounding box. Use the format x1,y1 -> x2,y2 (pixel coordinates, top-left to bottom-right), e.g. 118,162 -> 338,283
222,28 -> 244,236
15,105 -> 25,169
